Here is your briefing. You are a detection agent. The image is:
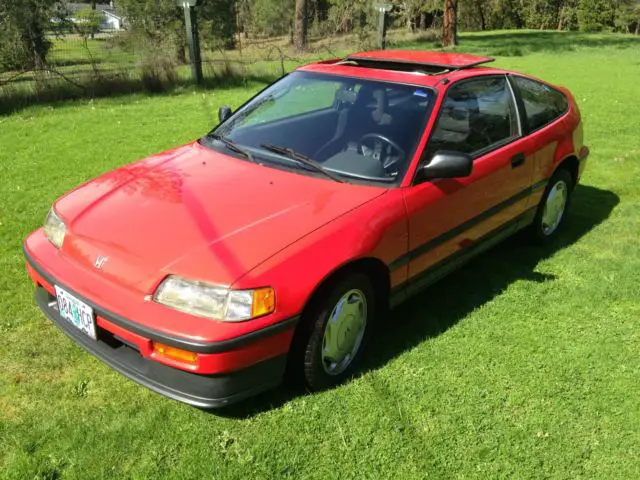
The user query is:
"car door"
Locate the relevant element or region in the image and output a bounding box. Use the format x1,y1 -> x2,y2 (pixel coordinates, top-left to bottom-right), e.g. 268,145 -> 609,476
400,75 -> 537,293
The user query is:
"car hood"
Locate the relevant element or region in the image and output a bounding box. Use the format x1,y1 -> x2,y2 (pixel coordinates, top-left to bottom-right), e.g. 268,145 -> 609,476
57,142 -> 386,292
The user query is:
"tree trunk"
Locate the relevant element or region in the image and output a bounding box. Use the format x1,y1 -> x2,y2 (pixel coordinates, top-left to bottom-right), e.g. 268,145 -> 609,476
20,5 -> 48,71
558,7 -> 564,31
442,0 -> 458,47
419,12 -> 427,30
294,0 -> 308,51
476,1 -> 486,31
636,18 -> 640,35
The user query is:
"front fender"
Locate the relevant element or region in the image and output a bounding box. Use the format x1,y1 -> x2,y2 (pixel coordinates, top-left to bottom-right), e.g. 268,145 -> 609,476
232,189 -> 409,318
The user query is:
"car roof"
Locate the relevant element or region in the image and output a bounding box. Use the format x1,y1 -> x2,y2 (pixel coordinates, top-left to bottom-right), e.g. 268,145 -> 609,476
297,50 -> 506,89
347,50 -> 495,68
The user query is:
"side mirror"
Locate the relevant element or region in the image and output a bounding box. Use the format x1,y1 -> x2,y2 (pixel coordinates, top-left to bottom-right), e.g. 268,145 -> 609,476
218,106 -> 232,123
417,151 -> 473,182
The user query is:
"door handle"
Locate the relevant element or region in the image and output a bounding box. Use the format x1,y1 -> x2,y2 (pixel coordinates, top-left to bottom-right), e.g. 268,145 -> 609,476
511,153 -> 526,168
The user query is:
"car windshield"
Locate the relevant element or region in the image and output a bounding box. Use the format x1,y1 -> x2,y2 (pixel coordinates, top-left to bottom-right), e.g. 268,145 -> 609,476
202,71 -> 435,184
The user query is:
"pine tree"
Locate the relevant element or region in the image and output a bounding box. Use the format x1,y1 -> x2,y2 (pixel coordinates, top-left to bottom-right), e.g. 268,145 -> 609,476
443,0 -> 458,47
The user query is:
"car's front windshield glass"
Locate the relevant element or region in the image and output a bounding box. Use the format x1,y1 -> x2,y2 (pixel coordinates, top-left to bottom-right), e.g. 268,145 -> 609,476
202,71 -> 435,184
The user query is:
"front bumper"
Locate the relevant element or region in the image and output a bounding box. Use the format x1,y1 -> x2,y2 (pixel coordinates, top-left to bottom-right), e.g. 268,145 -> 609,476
24,241 -> 299,408
35,287 -> 286,408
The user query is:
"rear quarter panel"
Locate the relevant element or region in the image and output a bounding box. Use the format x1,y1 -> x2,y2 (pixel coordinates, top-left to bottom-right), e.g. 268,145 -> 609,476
526,84 -> 584,210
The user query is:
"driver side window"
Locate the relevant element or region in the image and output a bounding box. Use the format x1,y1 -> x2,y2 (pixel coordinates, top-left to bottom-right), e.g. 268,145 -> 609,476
425,76 -> 520,160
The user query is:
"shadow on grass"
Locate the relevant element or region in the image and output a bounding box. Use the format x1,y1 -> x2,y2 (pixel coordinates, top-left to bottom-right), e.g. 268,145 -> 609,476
49,58 -> 106,68
0,71 -> 279,116
216,184 -> 619,418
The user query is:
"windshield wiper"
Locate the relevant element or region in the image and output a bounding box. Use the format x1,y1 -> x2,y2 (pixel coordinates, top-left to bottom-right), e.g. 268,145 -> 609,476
260,143 -> 343,183
209,134 -> 257,164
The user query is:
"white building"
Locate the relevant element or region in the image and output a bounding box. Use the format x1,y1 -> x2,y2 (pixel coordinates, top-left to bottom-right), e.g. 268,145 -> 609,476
65,2 -> 127,31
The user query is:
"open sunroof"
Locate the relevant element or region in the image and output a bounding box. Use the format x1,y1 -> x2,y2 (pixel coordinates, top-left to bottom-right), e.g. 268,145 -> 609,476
343,51 -> 495,73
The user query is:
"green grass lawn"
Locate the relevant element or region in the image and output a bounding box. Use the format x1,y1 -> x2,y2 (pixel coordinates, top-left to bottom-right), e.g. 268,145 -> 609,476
1,31 -> 640,479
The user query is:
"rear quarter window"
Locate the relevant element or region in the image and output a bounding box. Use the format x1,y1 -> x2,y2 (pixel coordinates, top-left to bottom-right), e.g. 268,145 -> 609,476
512,76 -> 568,132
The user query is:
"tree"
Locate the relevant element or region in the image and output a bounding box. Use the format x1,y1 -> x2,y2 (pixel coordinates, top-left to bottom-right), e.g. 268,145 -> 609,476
327,0 -> 372,35
473,0 -> 487,30
578,0 -> 615,31
0,0 -> 60,72
520,0 -> 561,29
116,0 -> 180,35
294,0 -> 308,50
494,0 -> 524,29
311,0 -> 331,25
614,0 -> 640,33
458,0 -> 491,31
398,0 -> 442,32
117,0 -> 186,63
200,0 -> 237,49
442,0 -> 458,47
240,0 -> 294,37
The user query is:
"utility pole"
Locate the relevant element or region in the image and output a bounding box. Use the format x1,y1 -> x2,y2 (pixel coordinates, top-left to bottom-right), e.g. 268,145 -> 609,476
374,4 -> 393,50
177,0 -> 203,85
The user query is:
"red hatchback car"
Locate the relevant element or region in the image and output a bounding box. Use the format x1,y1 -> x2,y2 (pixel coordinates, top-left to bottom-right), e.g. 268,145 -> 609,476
24,51 -> 588,408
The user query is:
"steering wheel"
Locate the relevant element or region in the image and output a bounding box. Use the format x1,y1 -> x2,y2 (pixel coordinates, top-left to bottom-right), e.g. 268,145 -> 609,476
358,133 -> 406,171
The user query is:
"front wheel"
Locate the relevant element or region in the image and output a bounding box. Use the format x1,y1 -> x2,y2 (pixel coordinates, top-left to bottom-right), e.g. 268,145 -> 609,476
291,273 -> 376,391
528,168 -> 574,243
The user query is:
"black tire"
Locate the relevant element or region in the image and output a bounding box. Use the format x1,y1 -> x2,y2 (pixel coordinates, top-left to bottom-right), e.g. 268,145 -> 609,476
289,273 -> 376,391
528,168 -> 574,244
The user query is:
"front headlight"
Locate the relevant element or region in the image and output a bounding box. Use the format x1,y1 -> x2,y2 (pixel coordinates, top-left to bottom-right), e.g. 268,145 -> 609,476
44,208 -> 66,249
153,276 -> 275,322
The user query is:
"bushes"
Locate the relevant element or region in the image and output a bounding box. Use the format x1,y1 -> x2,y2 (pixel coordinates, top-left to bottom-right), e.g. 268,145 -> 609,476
139,55 -> 178,92
578,0 -> 615,32
0,24 -> 34,72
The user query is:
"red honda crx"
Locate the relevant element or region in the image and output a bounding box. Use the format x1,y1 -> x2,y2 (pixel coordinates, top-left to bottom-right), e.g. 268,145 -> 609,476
24,51 -> 588,408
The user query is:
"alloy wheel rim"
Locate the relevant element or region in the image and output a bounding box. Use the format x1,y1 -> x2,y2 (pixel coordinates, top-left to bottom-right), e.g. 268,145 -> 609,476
541,180 -> 568,236
321,289 -> 368,376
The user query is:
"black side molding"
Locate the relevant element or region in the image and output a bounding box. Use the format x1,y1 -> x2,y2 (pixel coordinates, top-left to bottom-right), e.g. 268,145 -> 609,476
388,180 -> 547,272
390,206 -> 537,307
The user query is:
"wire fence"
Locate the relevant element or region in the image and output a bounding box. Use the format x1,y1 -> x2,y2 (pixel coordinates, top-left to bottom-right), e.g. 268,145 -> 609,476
0,17 -> 438,113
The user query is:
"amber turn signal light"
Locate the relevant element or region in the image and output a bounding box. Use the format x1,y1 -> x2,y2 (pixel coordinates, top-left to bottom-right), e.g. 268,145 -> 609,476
153,343 -> 198,366
251,287 -> 275,318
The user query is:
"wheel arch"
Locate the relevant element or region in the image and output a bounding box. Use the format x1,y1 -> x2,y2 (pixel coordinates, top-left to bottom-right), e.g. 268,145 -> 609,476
285,256 -> 391,377
555,155 -> 579,189
300,257 -> 391,319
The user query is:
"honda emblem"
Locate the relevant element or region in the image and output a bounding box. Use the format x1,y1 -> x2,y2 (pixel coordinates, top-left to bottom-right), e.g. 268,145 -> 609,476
94,256 -> 108,270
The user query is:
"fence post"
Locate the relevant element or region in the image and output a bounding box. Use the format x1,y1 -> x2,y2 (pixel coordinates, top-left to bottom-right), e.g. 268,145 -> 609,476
374,4 -> 393,50
178,0 -> 203,85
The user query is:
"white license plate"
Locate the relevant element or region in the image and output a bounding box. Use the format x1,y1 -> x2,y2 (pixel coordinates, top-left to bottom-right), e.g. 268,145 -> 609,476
55,286 -> 97,340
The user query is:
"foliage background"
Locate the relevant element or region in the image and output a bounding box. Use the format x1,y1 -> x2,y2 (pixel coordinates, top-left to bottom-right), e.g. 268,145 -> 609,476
1,0 -> 639,75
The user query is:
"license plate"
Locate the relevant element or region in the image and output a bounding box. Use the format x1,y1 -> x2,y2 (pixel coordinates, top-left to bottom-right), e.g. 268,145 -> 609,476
55,286 -> 97,340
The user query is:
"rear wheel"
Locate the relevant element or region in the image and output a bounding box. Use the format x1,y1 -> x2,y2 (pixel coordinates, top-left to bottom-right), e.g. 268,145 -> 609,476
291,273 -> 376,391
528,168 -> 573,243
